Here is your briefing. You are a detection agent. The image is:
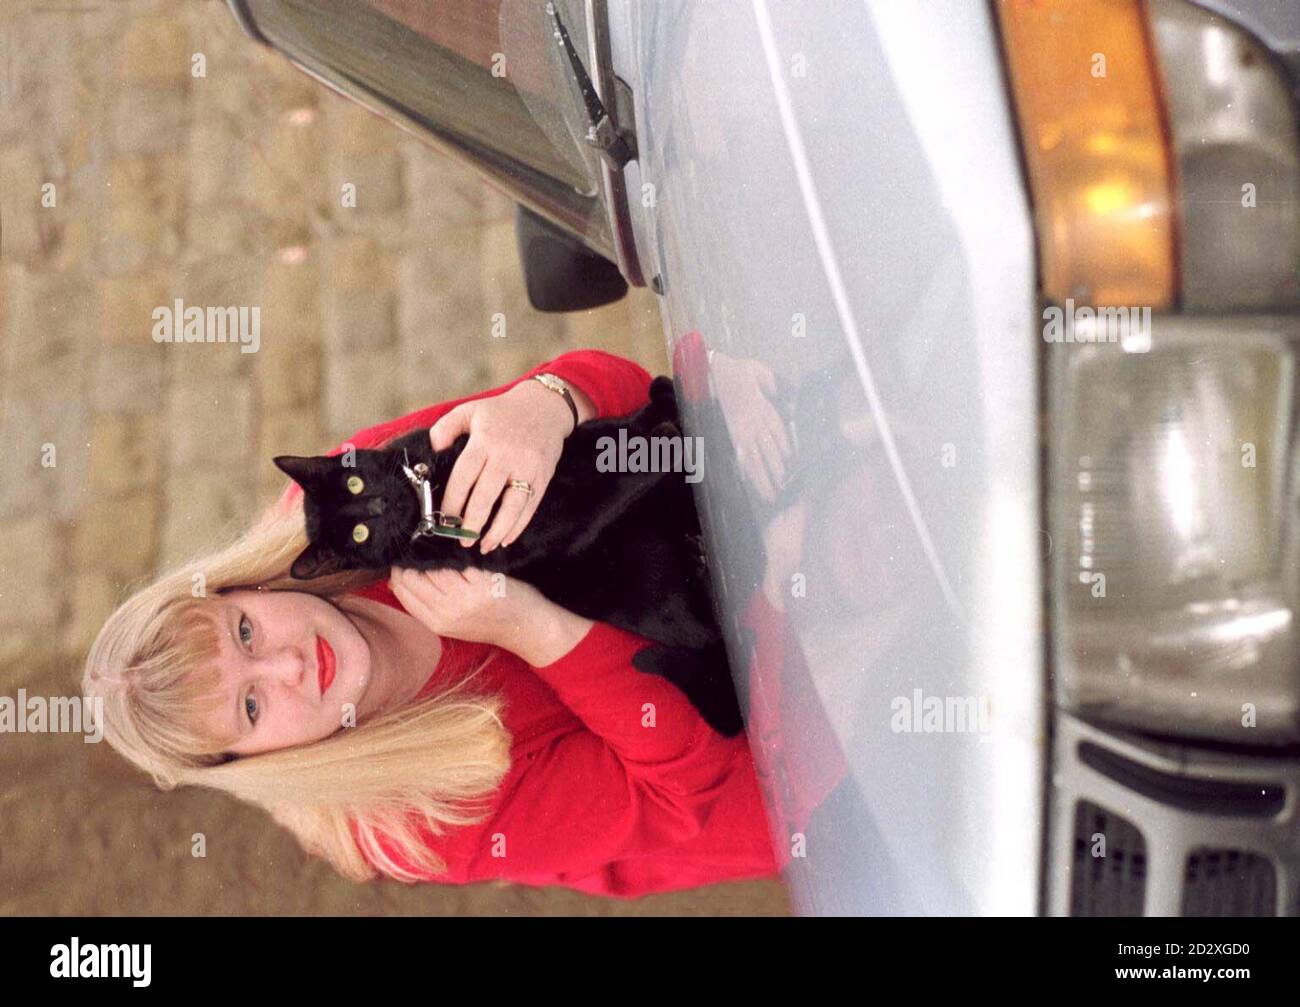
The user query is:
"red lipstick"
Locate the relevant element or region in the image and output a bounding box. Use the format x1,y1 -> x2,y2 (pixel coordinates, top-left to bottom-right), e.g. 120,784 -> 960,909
316,634 -> 336,697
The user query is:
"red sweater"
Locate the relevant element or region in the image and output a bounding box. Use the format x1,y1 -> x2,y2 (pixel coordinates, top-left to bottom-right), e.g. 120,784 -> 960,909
274,350 -> 780,897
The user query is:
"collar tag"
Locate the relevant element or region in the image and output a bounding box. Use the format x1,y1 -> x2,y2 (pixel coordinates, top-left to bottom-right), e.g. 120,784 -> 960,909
402,453 -> 480,541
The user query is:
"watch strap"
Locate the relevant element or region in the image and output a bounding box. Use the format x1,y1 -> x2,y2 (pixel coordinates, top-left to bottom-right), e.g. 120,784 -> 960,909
533,373 -> 579,433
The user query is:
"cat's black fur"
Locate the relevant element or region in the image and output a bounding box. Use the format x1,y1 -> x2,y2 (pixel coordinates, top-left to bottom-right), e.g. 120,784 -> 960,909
274,376 -> 741,736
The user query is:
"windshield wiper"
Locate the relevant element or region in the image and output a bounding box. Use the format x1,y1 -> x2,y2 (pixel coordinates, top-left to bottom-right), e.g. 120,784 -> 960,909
546,1 -> 634,169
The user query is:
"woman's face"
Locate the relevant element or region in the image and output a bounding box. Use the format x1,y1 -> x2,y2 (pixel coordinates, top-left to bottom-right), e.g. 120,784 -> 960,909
200,588 -> 372,757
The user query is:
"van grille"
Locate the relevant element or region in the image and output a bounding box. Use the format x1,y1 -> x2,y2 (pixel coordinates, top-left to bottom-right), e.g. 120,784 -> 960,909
1182,848 -> 1276,917
1070,801 -> 1147,916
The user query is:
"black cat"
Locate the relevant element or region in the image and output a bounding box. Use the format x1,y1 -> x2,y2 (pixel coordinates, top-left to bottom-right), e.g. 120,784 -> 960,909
273,376 -> 741,736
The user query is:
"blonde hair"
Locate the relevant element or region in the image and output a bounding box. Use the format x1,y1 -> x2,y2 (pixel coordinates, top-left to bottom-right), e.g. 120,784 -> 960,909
82,489 -> 512,883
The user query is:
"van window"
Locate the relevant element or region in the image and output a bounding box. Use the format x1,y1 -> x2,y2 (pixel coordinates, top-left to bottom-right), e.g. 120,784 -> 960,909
241,0 -> 613,254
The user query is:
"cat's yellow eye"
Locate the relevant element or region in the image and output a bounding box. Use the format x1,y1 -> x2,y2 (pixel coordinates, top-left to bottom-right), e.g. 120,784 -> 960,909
346,476 -> 364,495
352,523 -> 370,544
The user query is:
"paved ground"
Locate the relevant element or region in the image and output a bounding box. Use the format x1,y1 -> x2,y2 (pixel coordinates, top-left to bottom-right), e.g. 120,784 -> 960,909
0,0 -> 788,916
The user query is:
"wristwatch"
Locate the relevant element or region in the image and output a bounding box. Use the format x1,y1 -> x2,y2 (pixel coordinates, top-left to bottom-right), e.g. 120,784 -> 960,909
532,372 -> 579,434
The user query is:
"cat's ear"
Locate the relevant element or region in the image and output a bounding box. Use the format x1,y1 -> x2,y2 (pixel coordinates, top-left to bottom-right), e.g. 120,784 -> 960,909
289,541 -> 346,580
274,455 -> 334,490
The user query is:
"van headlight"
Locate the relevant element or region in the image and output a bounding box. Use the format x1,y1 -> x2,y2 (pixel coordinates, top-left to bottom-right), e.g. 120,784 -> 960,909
1051,316 -> 1299,741
997,0 -> 1300,743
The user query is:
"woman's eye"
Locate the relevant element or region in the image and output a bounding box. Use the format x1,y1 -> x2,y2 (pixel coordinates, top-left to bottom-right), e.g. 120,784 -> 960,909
239,614 -> 253,648
245,692 -> 259,725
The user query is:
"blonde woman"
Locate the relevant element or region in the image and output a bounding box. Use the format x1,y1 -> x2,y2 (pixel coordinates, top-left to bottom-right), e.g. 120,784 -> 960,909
83,349 -> 779,897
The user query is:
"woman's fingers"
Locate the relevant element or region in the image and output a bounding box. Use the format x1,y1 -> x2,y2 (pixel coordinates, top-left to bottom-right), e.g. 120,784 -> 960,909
428,402 -> 473,452
389,572 -> 432,627
393,566 -> 448,598
390,567 -> 474,634
426,382 -> 568,554
458,463 -> 510,547
427,567 -> 461,592
441,442 -> 544,550
439,440 -> 487,521
500,470 -> 549,548
478,475 -> 534,553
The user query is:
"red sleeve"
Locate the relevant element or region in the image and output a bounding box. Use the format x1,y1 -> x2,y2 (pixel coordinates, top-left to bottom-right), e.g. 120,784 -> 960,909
273,350 -> 652,514
670,329 -> 710,405
525,621 -> 739,791
741,588 -> 846,857
366,622 -> 750,883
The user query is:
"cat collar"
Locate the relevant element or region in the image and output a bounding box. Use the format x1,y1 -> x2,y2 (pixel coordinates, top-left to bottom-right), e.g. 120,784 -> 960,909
401,452 -> 480,541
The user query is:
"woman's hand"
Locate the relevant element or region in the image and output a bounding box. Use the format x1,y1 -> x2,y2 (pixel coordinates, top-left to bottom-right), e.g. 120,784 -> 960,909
389,566 -> 593,664
711,352 -> 792,503
389,566 -> 543,651
429,378 -> 589,554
